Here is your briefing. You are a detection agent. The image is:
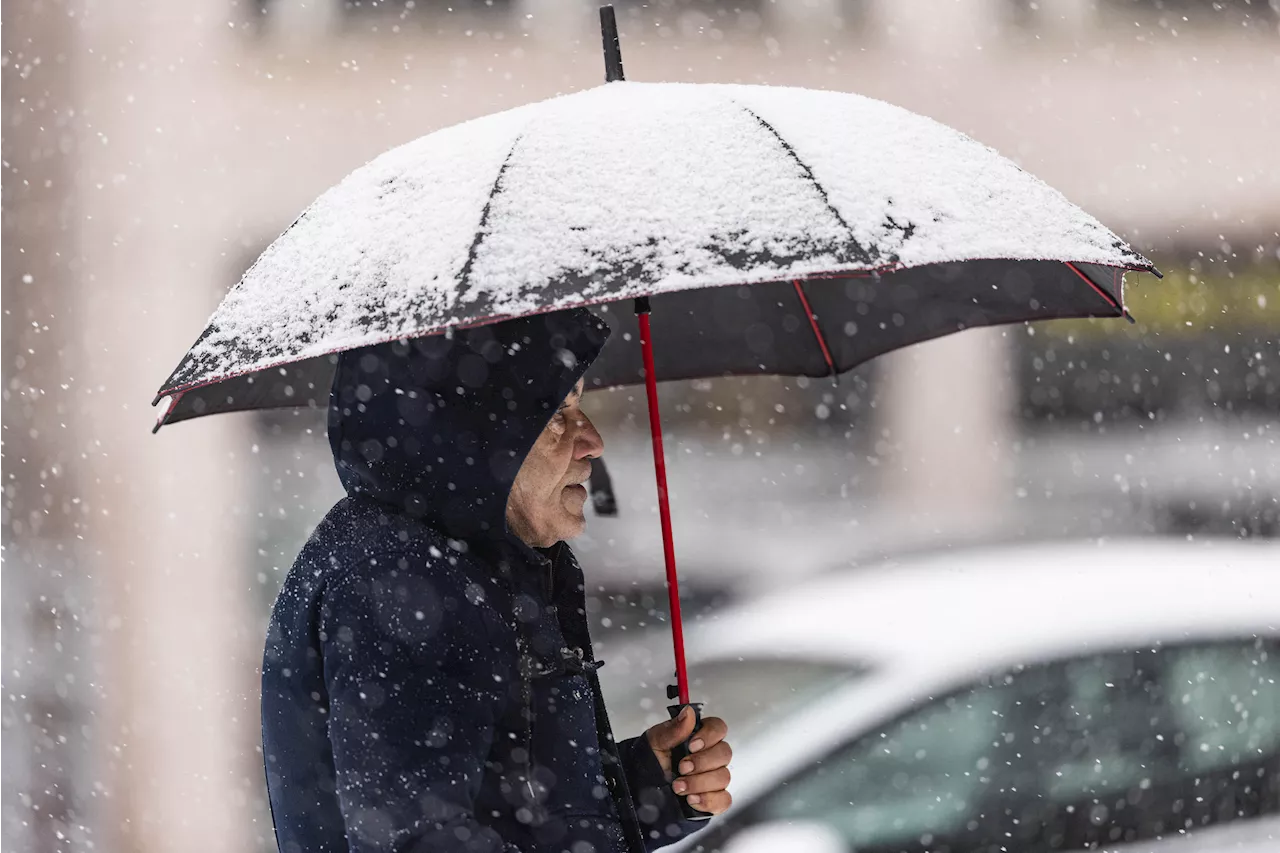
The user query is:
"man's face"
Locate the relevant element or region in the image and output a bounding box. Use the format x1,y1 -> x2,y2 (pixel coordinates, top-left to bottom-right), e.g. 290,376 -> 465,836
506,380 -> 604,548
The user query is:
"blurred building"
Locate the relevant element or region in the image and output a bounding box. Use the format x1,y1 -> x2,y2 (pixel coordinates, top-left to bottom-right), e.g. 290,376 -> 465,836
3,1 -> 1278,852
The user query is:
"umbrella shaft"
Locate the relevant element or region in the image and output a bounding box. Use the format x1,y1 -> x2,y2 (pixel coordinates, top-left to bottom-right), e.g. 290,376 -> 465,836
635,303 -> 690,706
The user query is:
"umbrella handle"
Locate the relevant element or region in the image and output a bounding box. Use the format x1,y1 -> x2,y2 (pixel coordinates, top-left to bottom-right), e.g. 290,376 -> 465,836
667,702 -> 714,821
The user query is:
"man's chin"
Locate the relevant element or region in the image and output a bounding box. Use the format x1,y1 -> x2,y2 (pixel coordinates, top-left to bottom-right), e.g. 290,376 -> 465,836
558,491 -> 589,540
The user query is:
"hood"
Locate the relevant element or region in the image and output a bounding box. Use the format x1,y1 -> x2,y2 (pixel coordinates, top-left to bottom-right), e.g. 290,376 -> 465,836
328,308 -> 610,542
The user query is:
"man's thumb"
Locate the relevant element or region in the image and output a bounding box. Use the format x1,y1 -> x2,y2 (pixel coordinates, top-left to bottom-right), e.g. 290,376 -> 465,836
653,706 -> 697,750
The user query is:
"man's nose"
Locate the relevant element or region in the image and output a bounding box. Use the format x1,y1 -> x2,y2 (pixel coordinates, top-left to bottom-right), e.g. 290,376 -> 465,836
573,412 -> 604,460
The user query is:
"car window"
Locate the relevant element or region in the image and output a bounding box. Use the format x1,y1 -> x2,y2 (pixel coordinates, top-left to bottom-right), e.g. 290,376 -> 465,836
601,657 -> 862,742
751,685 -> 1006,849
738,638 -> 1280,853
1166,644 -> 1280,774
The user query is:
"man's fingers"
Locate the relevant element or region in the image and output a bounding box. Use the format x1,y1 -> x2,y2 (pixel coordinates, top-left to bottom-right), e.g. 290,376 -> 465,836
685,789 -> 733,816
686,715 -> 728,754
646,706 -> 698,752
676,741 -> 732,776
672,766 -> 730,796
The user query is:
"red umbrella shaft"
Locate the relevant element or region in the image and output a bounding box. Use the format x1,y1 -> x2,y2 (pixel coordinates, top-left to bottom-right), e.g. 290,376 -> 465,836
636,307 -> 690,705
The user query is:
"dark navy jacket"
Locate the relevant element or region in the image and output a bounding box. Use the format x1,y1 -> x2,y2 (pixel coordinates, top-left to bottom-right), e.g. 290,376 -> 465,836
262,309 -> 702,853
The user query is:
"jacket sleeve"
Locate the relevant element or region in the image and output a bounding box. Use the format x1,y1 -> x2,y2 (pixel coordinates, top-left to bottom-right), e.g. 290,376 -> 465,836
321,559 -> 522,853
616,734 -> 710,851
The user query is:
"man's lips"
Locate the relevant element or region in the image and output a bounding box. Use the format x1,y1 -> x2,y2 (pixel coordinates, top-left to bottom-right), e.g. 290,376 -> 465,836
564,464 -> 592,489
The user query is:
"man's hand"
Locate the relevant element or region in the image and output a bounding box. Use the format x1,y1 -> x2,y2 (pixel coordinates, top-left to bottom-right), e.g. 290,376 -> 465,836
645,706 -> 733,815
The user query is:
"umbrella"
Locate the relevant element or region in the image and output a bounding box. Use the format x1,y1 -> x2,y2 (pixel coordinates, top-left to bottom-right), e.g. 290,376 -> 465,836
153,4 -> 1160,815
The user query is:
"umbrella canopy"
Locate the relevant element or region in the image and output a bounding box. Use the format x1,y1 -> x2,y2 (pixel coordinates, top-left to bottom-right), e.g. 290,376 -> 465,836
153,80 -> 1156,428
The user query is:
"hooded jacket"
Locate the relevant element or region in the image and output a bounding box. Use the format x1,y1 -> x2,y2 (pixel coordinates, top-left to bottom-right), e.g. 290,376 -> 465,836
261,309 -> 702,853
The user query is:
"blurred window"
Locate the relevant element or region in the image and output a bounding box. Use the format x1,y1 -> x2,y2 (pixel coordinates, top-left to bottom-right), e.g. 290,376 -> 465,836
750,685 -> 1004,849
248,0 -> 514,29
1101,0 -> 1278,16
611,0 -> 768,10
606,0 -> 829,41
339,0 -> 512,13
738,638 -> 1280,853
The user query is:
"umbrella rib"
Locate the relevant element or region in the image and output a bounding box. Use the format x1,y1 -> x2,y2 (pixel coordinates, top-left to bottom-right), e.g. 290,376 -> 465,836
792,280 -> 838,379
456,135 -> 525,302
1064,261 -> 1135,323
732,102 -> 866,260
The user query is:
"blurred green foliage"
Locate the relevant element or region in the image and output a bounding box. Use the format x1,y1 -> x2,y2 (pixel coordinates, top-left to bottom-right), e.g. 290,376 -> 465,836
1041,262 -> 1280,339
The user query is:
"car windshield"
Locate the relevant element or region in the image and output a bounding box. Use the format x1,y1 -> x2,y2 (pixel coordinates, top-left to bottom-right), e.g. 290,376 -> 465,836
600,656 -> 864,742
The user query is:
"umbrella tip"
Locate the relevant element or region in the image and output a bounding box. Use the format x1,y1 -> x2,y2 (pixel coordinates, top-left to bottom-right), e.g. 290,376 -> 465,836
599,5 -> 625,83
1149,265 -> 1165,280
1123,308 -> 1137,325
152,392 -> 181,434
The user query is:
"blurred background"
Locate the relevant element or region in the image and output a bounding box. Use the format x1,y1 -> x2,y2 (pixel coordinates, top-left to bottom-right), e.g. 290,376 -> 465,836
3,1 -> 1278,852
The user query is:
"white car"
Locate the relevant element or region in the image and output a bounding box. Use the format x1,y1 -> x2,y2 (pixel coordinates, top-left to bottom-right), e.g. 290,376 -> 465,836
596,539 -> 1280,853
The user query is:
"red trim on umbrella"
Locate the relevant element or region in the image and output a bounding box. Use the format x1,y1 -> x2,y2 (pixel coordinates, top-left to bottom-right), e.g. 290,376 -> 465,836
154,258 -> 1155,408
636,307 -> 691,706
1065,261 -> 1132,322
792,280 -> 836,377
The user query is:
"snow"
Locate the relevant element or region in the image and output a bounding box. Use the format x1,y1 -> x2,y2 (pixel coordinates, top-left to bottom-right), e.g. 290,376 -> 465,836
161,82 -> 1153,397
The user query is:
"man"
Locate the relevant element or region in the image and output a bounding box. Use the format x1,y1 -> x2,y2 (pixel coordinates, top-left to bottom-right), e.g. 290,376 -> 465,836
262,309 -> 732,853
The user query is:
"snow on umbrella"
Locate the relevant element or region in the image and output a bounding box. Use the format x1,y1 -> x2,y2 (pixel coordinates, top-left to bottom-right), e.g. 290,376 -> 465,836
152,44 -> 1159,425
152,5 -> 1160,815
